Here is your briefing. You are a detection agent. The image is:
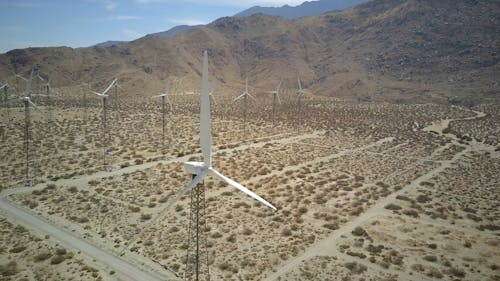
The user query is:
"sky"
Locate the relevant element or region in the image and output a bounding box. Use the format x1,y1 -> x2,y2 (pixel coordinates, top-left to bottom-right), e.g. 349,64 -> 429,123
0,0 -> 308,53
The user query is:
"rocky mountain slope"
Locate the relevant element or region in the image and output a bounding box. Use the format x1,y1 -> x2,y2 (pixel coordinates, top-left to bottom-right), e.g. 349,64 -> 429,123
235,0 -> 368,19
0,0 -> 498,103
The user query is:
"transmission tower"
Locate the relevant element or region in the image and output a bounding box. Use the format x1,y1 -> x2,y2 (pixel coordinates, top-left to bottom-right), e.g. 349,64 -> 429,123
184,177 -> 210,281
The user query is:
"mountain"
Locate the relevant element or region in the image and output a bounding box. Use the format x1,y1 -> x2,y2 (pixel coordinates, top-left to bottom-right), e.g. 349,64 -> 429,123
235,0 -> 369,19
151,25 -> 204,38
93,40 -> 128,47
0,0 -> 498,104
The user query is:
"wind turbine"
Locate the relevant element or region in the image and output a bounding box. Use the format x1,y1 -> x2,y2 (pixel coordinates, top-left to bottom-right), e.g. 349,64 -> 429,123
296,78 -> 306,133
13,71 -> 27,93
233,78 -> 255,138
12,70 -> 40,186
1,83 -> 11,126
153,80 -> 173,153
91,78 -> 117,171
268,80 -> 282,126
169,51 -> 276,281
36,74 -> 59,121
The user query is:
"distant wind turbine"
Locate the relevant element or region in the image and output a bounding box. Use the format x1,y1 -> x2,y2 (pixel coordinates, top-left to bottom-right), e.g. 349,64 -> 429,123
296,78 -> 306,133
92,78 -> 117,171
268,80 -> 282,126
153,80 -> 173,152
233,78 -> 256,138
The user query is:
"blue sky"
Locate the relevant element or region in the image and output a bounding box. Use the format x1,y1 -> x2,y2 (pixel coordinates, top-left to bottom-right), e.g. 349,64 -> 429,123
0,0 -> 307,53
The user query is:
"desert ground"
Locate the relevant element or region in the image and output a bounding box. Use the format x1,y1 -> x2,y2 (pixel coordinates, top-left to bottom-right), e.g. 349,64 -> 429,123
0,87 -> 499,281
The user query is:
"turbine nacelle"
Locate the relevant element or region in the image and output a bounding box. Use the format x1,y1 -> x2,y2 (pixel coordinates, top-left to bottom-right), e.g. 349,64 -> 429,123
184,161 -> 206,175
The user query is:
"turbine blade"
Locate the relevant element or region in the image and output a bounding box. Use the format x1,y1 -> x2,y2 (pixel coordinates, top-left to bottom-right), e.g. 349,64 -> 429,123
16,74 -> 27,81
92,91 -> 102,97
298,78 -> 302,91
233,93 -> 246,102
28,99 -> 38,109
247,93 -> 256,101
277,80 -> 283,92
102,78 -> 118,96
209,93 -> 216,106
209,168 -> 277,211
167,170 -> 209,210
276,92 -> 282,105
200,50 -> 211,167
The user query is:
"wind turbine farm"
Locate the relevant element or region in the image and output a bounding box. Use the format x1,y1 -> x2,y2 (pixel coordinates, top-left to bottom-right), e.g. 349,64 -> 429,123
0,0 -> 499,281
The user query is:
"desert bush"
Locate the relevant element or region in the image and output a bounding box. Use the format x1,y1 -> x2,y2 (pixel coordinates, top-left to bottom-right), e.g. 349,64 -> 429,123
352,226 -> 367,237
50,255 -> 66,265
423,255 -> 438,262
140,214 -> 152,221
447,267 -> 466,278
211,232 -> 222,239
128,205 -> 141,212
281,228 -> 292,237
385,203 -> 402,211
403,209 -> 419,218
168,226 -> 179,233
416,194 -> 430,203
226,234 -> 236,243
55,248 -> 67,256
323,223 -> 339,230
346,251 -> 367,259
344,262 -> 367,274
242,228 -> 253,235
34,252 -> 52,262
9,246 -> 26,253
77,217 -> 89,223
0,261 -> 18,276
426,267 -> 443,278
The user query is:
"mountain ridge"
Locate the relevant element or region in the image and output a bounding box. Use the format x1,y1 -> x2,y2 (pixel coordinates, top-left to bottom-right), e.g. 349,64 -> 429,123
0,0 -> 497,104
235,0 -> 369,19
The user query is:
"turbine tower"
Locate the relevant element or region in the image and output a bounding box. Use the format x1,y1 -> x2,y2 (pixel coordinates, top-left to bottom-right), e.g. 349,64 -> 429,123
153,80 -> 173,155
168,51 -> 276,281
91,78 -> 117,171
18,70 -> 39,186
296,78 -> 306,133
1,83 -> 10,126
233,78 -> 255,138
268,80 -> 282,126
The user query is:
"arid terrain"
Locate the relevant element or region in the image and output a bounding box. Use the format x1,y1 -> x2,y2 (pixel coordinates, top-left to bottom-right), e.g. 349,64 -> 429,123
0,0 -> 499,280
1,90 -> 498,280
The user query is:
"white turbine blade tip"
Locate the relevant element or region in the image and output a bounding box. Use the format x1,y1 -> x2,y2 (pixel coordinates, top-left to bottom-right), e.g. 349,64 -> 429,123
209,168 -> 277,211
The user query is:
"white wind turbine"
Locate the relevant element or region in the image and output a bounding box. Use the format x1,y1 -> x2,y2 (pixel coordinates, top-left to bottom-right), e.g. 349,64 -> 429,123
91,78 -> 117,171
153,80 -> 173,150
11,69 -> 41,186
170,51 -> 276,280
36,74 -> 60,122
296,78 -> 307,133
233,77 -> 255,138
169,51 -> 276,210
1,83 -> 11,126
268,80 -> 282,126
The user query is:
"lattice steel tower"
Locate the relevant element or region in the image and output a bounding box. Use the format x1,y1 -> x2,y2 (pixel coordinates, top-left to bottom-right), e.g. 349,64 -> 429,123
184,177 -> 210,281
